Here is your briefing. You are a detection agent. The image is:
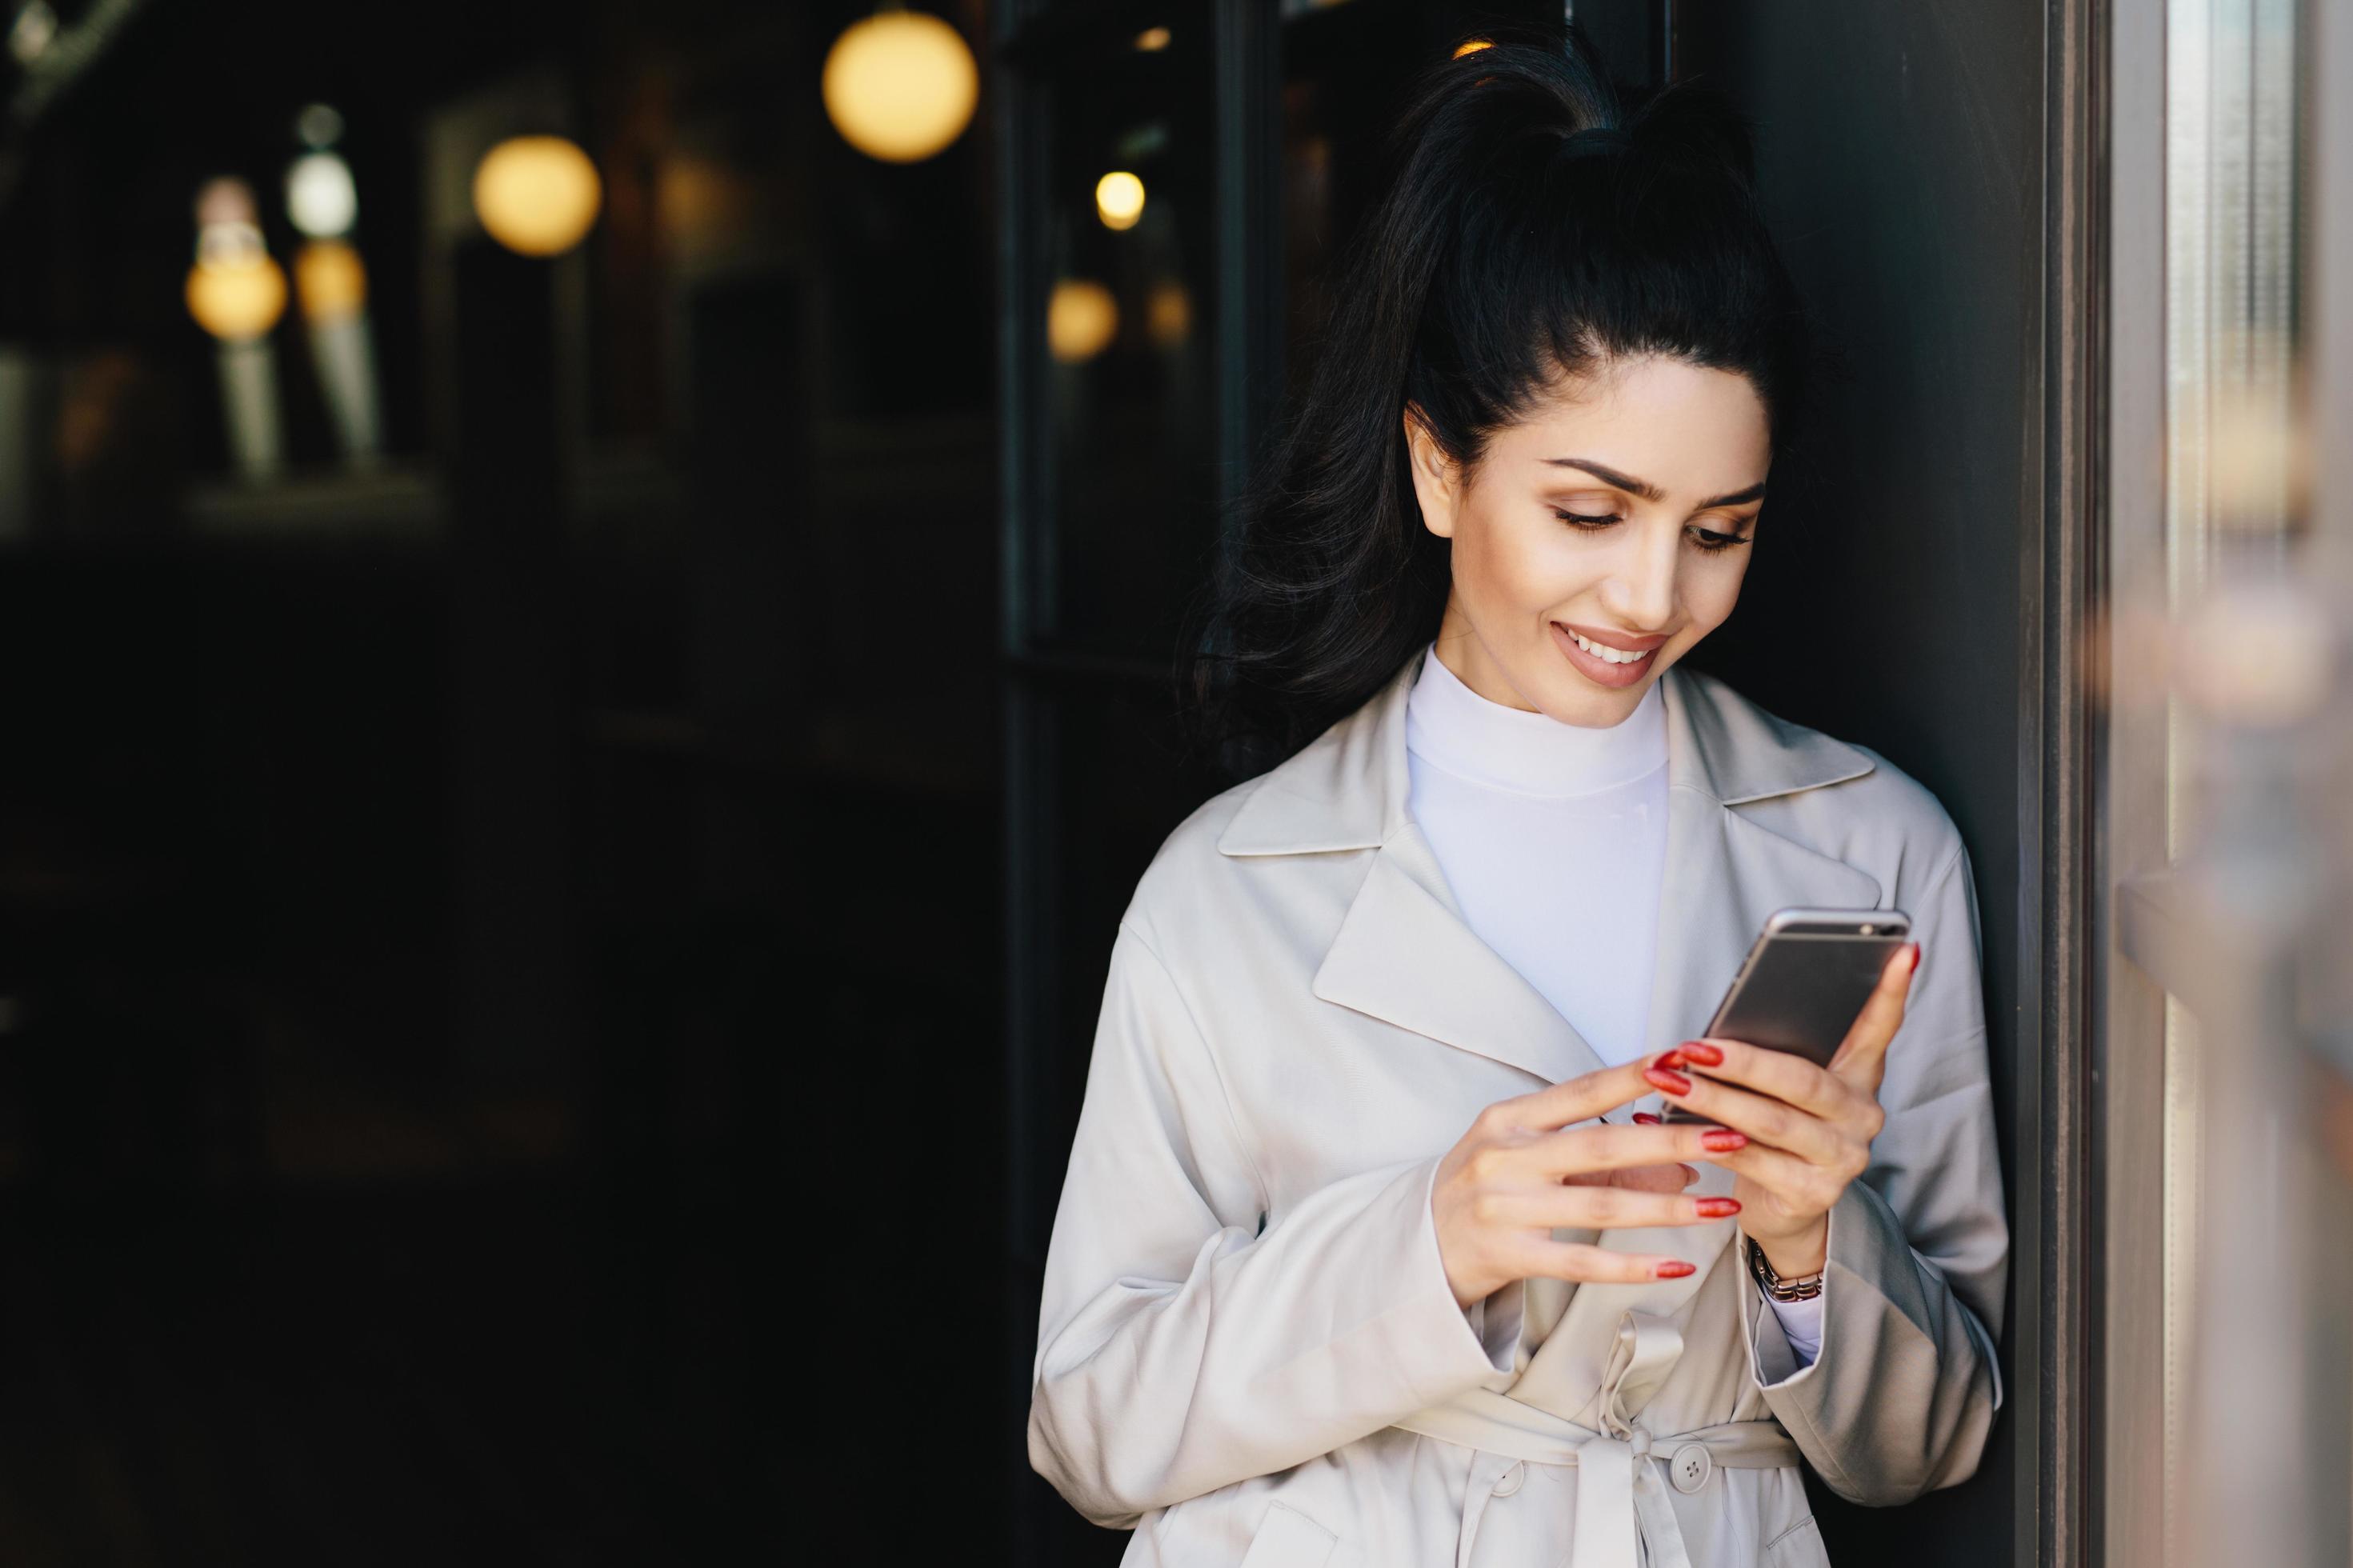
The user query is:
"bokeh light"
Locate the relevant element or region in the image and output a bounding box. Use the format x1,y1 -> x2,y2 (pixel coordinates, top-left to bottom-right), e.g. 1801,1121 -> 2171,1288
1146,280 -> 1190,347
286,151 -> 358,239
821,10 -> 978,165
294,238 -> 367,322
187,253 -> 288,342
472,135 -> 602,258
1046,279 -> 1118,363
1094,171 -> 1145,231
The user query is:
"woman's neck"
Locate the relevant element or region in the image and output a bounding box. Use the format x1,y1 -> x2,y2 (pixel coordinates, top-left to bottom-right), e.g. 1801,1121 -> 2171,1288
1406,640 -> 1666,798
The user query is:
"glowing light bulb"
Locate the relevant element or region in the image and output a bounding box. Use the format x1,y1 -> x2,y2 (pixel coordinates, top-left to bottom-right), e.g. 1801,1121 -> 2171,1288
1134,26 -> 1170,50
472,135 -> 602,258
1095,171 -> 1145,232
822,10 -> 978,164
1047,279 -> 1118,363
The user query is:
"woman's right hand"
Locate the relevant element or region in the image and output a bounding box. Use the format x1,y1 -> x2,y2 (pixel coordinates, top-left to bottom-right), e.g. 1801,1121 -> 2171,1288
1432,1056 -> 1754,1309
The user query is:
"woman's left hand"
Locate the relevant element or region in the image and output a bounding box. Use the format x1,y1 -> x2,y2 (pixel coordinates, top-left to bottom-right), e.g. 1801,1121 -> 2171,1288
1642,940 -> 1922,1277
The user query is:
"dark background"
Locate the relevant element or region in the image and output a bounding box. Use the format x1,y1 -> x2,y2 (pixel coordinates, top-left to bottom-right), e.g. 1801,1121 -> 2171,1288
0,1 -> 2043,1562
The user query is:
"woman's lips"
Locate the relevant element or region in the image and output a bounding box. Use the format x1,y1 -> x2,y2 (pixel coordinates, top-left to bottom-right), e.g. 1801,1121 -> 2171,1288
1550,620 -> 1660,688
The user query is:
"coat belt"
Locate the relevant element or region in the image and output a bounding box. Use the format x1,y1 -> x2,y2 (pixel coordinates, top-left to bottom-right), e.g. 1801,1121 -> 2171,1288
1389,1310 -> 1801,1568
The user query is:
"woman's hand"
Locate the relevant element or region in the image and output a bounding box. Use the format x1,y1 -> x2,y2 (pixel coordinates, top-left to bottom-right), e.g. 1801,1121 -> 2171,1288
1643,940 -> 1923,1278
1432,1056 -> 1754,1310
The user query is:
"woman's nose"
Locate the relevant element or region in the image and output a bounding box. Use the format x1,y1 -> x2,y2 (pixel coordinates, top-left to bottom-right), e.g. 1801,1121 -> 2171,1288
1600,521 -> 1681,628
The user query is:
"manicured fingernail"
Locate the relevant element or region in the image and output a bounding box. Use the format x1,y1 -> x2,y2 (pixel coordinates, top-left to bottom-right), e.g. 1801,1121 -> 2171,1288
1695,1197 -> 1742,1218
1701,1129 -> 1748,1153
1907,942 -> 1922,974
1654,1260 -> 1696,1278
1632,1111 -> 1661,1126
1677,1040 -> 1724,1066
1655,1050 -> 1687,1071
1644,1066 -> 1693,1096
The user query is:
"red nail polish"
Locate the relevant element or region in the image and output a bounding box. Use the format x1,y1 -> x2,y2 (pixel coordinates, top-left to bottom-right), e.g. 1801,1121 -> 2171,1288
1644,1066 -> 1693,1096
1632,1111 -> 1661,1126
1678,1040 -> 1724,1066
1907,942 -> 1922,974
1695,1197 -> 1741,1218
1655,1050 -> 1687,1071
1701,1129 -> 1748,1153
1654,1260 -> 1696,1278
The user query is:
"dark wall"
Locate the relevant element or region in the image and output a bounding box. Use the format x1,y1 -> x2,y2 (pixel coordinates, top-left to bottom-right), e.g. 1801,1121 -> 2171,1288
1677,3 -> 2043,1562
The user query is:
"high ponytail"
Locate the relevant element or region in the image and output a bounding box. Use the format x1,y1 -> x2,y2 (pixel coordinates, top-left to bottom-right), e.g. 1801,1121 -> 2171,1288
1173,26 -> 1816,782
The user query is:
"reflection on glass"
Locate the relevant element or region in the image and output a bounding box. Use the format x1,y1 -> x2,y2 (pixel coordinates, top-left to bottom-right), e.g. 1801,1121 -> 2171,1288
1027,25 -> 1215,656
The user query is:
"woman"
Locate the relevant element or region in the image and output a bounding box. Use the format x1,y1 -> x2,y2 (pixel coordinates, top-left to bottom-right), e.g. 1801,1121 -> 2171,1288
1027,35 -> 2006,1568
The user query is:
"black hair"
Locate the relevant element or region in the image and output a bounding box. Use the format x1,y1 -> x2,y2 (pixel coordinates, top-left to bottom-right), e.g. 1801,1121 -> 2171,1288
1173,28 -> 1821,782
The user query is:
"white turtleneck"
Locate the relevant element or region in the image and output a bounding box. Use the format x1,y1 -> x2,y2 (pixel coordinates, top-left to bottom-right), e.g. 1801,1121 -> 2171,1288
1405,641 -> 1824,1368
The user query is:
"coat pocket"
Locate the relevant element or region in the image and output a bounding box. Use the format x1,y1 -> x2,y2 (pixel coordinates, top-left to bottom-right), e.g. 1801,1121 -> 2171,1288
1763,1515 -> 1831,1568
1237,1501 -> 1340,1568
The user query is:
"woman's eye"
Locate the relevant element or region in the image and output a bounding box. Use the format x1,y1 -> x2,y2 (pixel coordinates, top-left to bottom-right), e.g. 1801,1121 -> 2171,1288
1554,510 -> 1619,530
1692,526 -> 1753,554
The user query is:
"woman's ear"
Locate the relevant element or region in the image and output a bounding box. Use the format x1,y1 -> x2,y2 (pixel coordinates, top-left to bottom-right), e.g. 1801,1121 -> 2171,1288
1401,404 -> 1460,540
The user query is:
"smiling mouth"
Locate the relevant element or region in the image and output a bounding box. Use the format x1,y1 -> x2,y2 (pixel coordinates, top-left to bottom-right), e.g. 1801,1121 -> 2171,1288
1559,626 -> 1659,666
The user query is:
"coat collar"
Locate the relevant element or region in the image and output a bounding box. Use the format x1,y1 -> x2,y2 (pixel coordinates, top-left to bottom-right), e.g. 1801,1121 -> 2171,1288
1216,646 -> 1885,1085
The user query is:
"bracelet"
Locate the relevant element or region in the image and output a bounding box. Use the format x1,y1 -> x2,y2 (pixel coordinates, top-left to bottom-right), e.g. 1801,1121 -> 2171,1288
1747,1239 -> 1825,1303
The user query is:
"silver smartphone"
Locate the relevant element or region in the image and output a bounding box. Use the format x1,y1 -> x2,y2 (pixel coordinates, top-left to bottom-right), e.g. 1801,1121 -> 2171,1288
1660,906 -> 1911,1125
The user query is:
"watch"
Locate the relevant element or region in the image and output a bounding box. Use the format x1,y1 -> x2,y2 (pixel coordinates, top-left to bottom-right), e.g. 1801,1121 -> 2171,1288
1747,1239 -> 1825,1303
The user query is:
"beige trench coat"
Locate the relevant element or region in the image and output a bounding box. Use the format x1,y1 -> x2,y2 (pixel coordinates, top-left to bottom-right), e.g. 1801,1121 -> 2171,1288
1028,646 -> 2007,1567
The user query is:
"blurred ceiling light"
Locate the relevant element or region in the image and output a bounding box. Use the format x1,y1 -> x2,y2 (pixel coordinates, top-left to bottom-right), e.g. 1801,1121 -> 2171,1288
1047,279 -> 1118,363
472,134 -> 602,258
1454,38 -> 1493,58
7,1 -> 55,63
293,238 -> 366,323
1095,171 -> 1145,231
1134,26 -> 1170,50
1146,280 -> 1190,348
286,151 -> 358,238
296,102 -> 345,150
822,10 -> 978,164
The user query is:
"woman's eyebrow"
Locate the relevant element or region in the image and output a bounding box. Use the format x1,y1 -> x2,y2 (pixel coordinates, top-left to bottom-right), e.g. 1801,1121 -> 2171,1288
1542,457 -> 1767,510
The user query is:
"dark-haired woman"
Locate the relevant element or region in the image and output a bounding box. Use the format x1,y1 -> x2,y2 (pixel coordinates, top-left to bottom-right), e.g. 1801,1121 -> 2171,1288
1027,35 -> 2006,1568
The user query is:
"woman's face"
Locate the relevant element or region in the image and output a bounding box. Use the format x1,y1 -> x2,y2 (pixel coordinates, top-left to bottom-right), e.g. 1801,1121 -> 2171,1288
1404,352 -> 1771,728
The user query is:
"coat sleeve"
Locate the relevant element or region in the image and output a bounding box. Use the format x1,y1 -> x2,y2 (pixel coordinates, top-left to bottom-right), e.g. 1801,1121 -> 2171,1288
1735,838 -> 2010,1505
1027,921 -> 1518,1530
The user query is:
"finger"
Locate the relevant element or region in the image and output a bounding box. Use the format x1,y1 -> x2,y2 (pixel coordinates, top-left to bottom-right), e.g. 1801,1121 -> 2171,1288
1564,1161 -> 1700,1194
1515,1119 -> 1748,1180
1485,1183 -> 1740,1231
1827,941 -> 1919,1088
1669,1038 -> 1857,1122
1492,1057 -> 1681,1135
1513,1239 -> 1711,1286
1703,1138 -> 1849,1213
1643,1059 -> 1846,1165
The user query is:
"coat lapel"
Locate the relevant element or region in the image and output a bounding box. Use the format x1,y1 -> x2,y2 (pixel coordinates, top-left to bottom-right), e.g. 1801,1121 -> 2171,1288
1216,646 -> 1885,1089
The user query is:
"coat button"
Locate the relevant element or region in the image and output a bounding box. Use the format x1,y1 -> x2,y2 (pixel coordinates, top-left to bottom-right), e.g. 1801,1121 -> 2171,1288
1491,1459 -> 1526,1498
1670,1443 -> 1713,1494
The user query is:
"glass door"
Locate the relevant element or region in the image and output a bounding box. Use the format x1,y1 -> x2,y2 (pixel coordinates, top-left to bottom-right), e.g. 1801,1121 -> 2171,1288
2101,0 -> 2353,1561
